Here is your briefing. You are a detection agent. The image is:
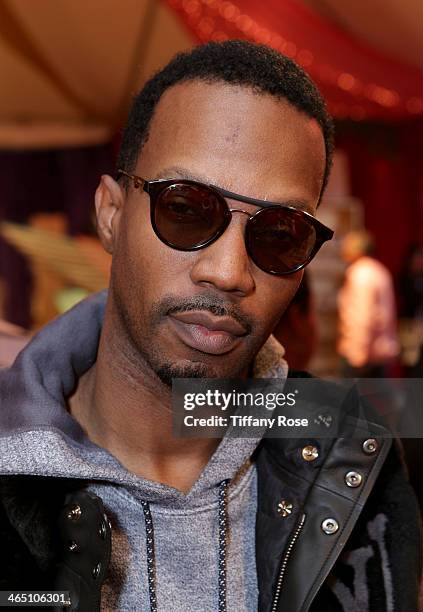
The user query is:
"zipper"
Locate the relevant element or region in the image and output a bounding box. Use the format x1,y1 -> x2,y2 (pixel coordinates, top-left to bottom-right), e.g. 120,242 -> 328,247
271,513 -> 306,612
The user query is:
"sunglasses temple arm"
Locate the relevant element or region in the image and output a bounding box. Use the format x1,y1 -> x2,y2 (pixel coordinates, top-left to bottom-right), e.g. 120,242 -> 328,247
116,169 -> 149,192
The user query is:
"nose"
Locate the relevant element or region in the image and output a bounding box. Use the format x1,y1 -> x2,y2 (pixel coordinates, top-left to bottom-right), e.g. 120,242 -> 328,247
189,210 -> 255,297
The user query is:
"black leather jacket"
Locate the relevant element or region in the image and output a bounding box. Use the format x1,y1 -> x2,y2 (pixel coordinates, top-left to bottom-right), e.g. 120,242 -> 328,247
0,374 -> 421,612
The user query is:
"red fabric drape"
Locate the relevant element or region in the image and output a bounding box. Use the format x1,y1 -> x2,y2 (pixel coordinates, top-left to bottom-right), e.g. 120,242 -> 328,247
165,0 -> 423,121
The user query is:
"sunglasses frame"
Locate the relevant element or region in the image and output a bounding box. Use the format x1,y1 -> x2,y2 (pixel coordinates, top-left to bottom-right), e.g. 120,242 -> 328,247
117,169 -> 334,275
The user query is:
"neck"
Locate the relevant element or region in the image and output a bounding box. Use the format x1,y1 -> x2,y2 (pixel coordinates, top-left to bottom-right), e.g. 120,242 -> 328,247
68,301 -> 221,493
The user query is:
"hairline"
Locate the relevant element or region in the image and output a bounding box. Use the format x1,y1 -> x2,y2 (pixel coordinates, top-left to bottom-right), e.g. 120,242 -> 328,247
120,77 -> 328,206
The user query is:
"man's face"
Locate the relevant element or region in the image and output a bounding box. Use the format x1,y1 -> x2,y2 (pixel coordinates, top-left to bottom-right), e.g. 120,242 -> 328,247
98,80 -> 326,384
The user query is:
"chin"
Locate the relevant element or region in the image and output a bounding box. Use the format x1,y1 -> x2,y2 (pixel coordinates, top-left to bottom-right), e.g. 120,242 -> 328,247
154,360 -> 214,387
153,353 -> 251,386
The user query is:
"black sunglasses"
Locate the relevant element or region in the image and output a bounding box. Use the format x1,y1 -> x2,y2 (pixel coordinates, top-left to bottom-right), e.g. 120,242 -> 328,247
117,169 -> 334,276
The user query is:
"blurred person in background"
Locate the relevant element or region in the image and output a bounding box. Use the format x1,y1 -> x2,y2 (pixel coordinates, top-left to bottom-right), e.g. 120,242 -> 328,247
400,243 -> 423,320
272,271 -> 318,371
399,243 -> 423,377
337,230 -> 399,378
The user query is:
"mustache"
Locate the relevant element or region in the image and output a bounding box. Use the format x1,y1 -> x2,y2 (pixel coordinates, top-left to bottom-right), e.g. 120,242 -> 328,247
151,294 -> 254,335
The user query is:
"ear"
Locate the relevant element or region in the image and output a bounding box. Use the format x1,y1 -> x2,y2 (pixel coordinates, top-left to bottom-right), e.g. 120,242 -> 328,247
95,174 -> 125,254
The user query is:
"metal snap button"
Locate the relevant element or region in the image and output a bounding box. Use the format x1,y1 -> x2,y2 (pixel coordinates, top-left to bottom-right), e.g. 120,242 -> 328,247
321,518 -> 339,535
92,562 -> 101,579
345,471 -> 363,488
362,438 -> 378,454
277,500 -> 293,517
68,540 -> 79,552
301,445 -> 319,462
66,504 -> 82,521
99,521 -> 107,540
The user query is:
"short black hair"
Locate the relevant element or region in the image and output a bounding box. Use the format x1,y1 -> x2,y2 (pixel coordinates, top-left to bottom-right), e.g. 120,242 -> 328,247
117,40 -> 335,201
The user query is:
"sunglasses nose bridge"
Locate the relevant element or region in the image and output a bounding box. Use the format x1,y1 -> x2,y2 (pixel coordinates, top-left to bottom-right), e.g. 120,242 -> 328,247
228,208 -> 252,220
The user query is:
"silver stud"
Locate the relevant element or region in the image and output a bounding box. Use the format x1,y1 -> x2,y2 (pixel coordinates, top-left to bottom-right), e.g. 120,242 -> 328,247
277,500 -> 293,517
68,540 -> 79,552
363,438 -> 378,454
92,562 -> 101,579
345,471 -> 363,488
302,445 -> 319,462
99,521 -> 106,540
66,504 -> 82,521
321,518 -> 339,535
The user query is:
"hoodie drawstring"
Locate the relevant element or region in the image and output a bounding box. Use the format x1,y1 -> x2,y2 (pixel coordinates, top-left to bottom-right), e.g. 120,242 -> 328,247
217,479 -> 229,612
141,479 -> 230,612
141,499 -> 158,612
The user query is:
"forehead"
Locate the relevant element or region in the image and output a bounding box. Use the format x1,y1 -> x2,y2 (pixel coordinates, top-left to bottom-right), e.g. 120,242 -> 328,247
136,80 -> 326,208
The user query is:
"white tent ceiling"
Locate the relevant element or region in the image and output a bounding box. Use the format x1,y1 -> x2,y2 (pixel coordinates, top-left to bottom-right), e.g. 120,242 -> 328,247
0,0 -> 191,147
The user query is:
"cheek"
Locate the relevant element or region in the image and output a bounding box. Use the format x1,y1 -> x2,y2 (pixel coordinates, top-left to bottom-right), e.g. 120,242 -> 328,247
112,202 -> 190,305
111,205 -> 155,312
255,272 -> 303,328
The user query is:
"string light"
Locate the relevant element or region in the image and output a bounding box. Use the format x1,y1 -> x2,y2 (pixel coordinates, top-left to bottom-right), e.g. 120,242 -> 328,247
167,0 -> 423,118
337,73 -> 355,92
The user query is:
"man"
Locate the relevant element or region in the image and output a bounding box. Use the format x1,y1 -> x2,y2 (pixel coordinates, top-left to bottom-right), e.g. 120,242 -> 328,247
338,230 -> 400,377
0,41 -> 420,612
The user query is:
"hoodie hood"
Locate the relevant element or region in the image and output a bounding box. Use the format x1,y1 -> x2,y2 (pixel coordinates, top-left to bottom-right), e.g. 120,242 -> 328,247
0,290 -> 288,505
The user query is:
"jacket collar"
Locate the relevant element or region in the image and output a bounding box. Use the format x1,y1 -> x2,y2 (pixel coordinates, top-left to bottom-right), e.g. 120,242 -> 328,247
256,374 -> 393,611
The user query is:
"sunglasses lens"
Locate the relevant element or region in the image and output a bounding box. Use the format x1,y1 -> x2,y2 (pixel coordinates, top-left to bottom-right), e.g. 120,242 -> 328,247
247,208 -> 317,274
153,183 -> 228,249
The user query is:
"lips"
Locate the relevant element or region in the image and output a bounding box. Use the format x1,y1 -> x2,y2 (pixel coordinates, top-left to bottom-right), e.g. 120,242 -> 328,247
170,311 -> 247,335
168,310 -> 247,355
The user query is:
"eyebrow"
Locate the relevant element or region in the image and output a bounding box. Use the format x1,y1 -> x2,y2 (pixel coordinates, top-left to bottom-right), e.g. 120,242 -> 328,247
153,165 -> 316,216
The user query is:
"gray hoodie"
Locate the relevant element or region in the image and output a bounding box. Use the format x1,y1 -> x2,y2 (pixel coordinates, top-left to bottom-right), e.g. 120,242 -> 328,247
0,291 -> 289,611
